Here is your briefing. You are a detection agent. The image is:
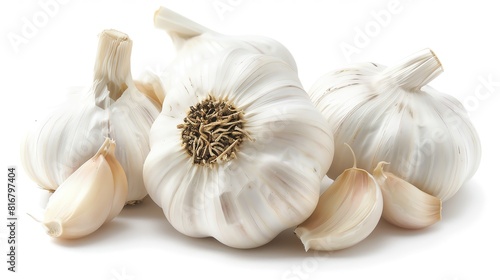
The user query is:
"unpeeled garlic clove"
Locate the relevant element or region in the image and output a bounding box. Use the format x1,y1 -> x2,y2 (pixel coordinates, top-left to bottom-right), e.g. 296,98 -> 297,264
295,145 -> 383,251
373,162 -> 441,229
41,138 -> 127,239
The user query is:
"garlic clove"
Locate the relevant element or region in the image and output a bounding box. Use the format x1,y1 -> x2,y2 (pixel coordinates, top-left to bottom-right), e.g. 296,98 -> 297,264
373,162 -> 442,229
295,145 -> 382,251
41,138 -> 127,239
103,141 -> 128,223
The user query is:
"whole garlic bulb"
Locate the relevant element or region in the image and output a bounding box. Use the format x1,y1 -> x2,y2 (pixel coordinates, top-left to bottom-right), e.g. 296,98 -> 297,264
309,49 -> 481,201
21,29 -> 160,203
143,49 -> 334,249
149,6 -> 297,103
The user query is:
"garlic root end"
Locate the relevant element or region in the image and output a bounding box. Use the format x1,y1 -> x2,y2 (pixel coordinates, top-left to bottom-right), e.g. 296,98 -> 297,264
43,220 -> 63,238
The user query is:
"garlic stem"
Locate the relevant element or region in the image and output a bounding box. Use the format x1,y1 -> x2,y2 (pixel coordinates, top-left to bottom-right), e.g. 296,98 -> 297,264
154,6 -> 212,44
378,48 -> 443,91
93,29 -> 133,107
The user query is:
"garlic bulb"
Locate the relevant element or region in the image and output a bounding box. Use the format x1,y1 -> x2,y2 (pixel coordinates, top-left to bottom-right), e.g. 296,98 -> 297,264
373,162 -> 441,229
295,145 -> 383,251
21,29 -> 160,203
309,49 -> 481,201
42,138 -> 127,239
150,6 -> 297,103
143,49 -> 334,249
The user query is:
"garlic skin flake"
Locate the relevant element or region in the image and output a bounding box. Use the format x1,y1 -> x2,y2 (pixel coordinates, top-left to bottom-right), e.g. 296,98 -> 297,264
143,49 -> 334,249
295,145 -> 382,251
21,29 -> 160,203
374,162 -> 441,229
150,6 -> 297,103
309,49 -> 481,201
42,138 -> 127,239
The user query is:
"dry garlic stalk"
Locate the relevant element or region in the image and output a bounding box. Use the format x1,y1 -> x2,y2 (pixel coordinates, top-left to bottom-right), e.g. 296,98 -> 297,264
41,138 -> 127,239
295,145 -> 382,251
374,162 -> 441,229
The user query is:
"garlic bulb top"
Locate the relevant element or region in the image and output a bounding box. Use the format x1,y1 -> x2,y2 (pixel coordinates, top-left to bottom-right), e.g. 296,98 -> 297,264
21,29 -> 160,203
143,49 -> 334,249
309,49 -> 481,201
151,6 -> 297,103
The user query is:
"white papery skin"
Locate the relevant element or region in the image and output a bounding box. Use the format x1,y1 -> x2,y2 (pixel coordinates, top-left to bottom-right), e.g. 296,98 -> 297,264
21,30 -> 160,203
143,49 -> 334,249
149,6 -> 297,103
309,49 -> 481,201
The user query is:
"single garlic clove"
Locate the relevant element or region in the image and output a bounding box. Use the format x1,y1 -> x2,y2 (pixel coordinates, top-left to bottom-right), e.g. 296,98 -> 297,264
373,162 -> 442,229
295,145 -> 383,251
41,138 -> 126,239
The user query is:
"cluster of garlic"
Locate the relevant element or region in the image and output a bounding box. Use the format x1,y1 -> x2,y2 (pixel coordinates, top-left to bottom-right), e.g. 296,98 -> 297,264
21,7 -> 480,252
298,49 -> 481,251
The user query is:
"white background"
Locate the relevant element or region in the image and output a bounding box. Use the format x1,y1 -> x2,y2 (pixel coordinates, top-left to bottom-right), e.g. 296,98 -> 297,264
1,1 -> 499,280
